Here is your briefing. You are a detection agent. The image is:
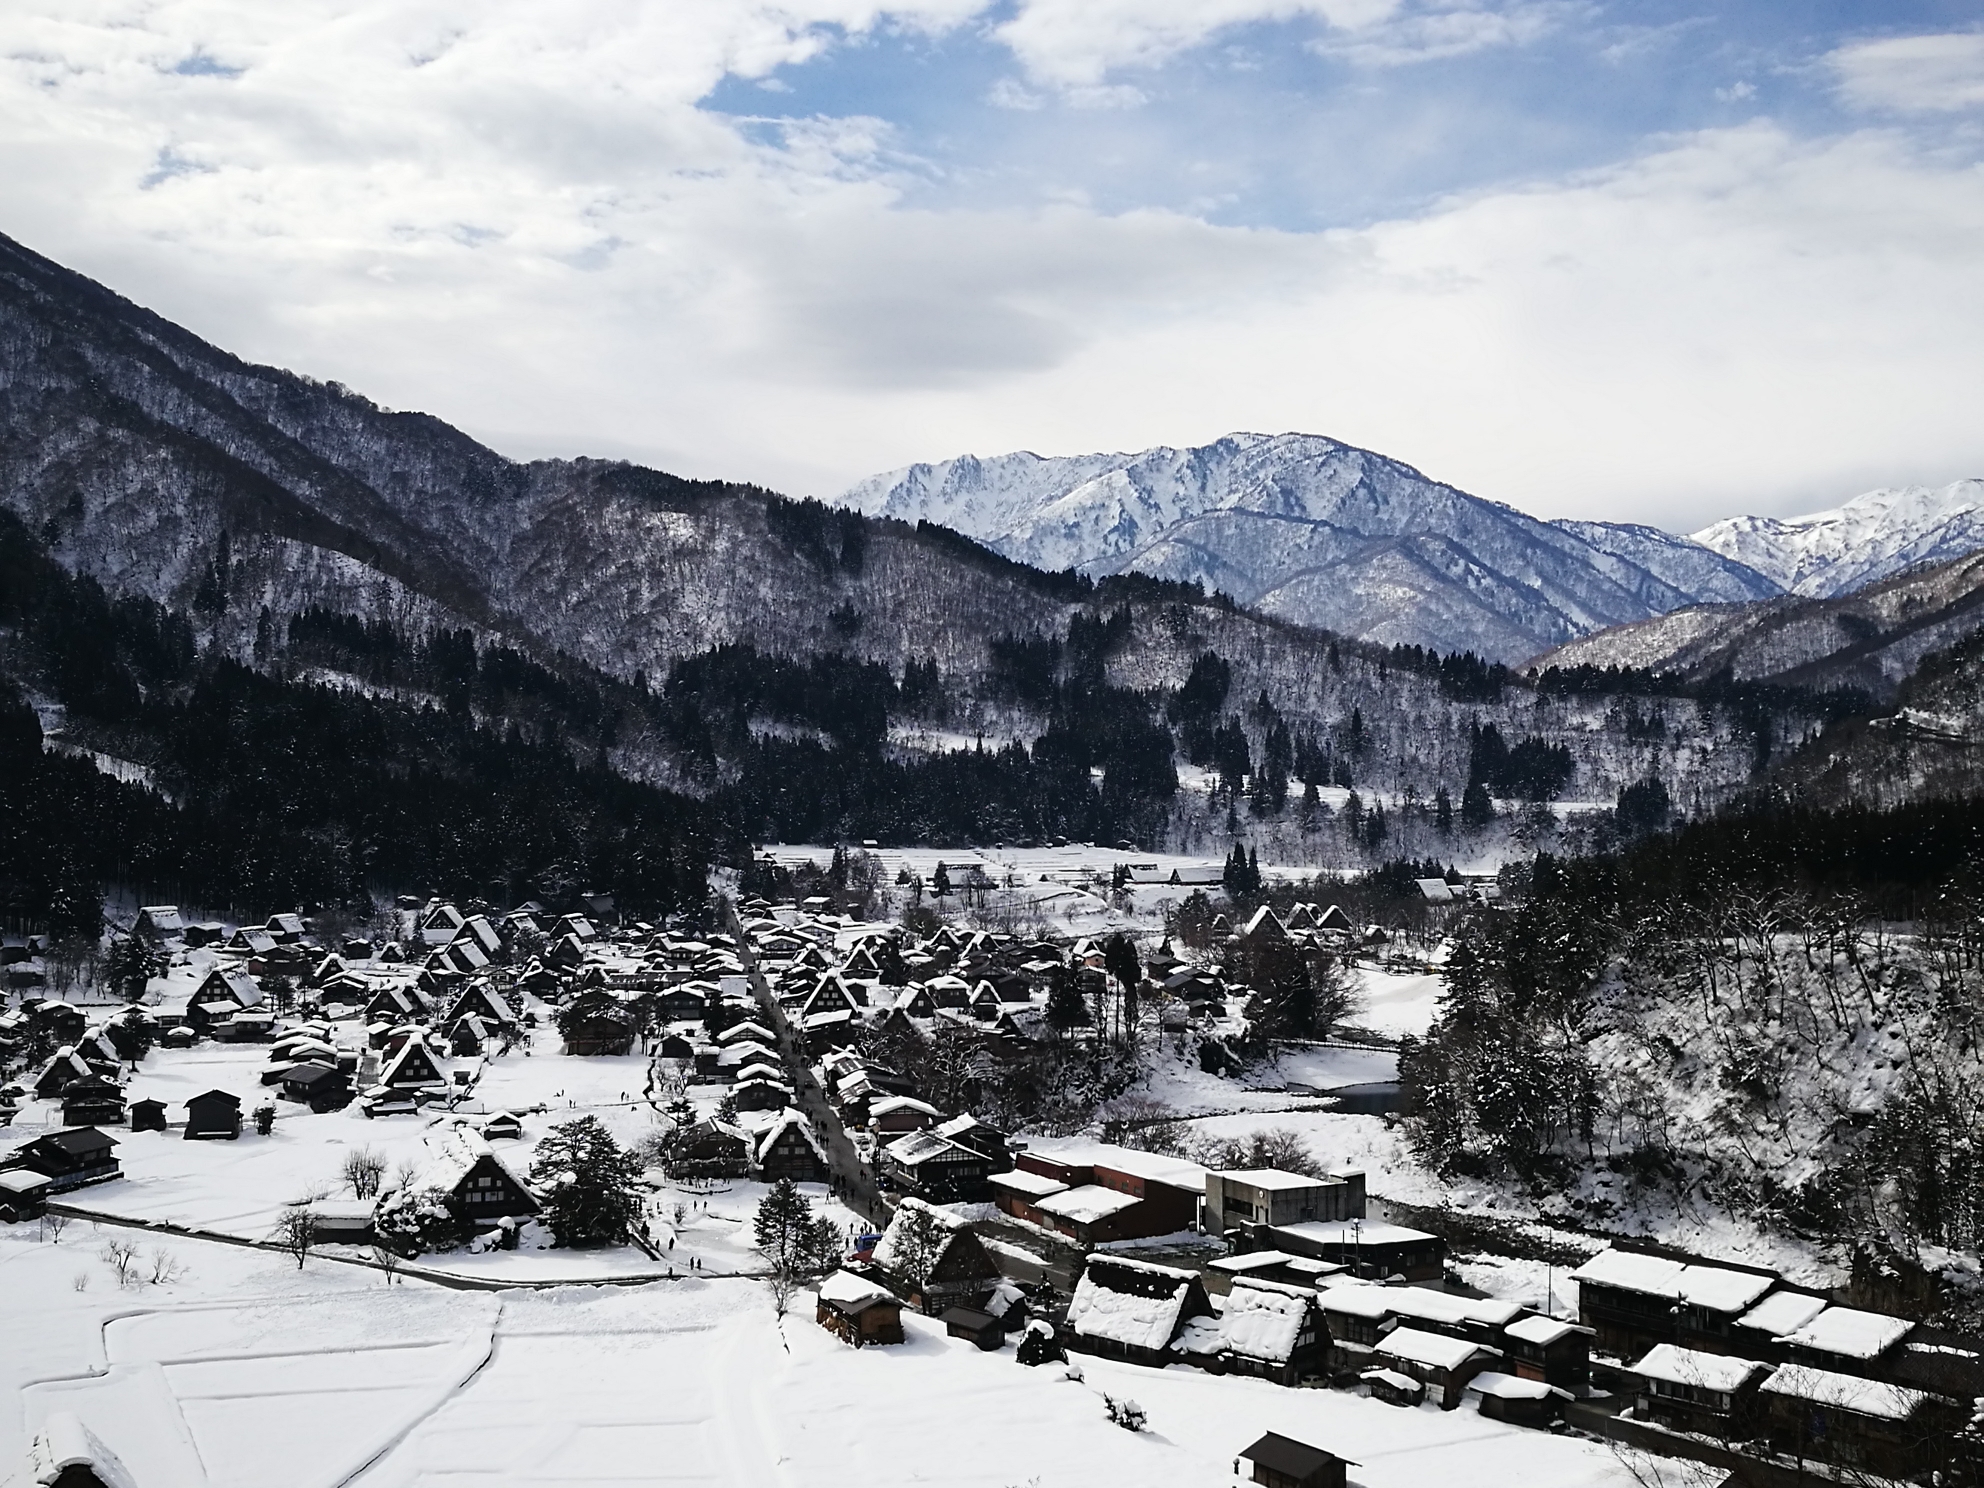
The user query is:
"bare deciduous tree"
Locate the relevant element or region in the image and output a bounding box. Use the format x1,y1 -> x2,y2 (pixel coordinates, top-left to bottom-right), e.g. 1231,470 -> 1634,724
100,1237 -> 138,1287
342,1146 -> 387,1199
271,1206 -> 316,1269
371,1243 -> 405,1286
147,1247 -> 183,1286
41,1212 -> 70,1245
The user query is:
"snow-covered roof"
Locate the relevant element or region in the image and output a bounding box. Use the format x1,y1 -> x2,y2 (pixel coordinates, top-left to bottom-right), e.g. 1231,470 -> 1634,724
1026,1140 -> 1209,1190
1360,1368 -> 1421,1393
1208,1249 -> 1297,1275
817,1270 -> 895,1313
1565,1251 -> 1768,1312
1630,1344 -> 1768,1394
1216,1168 -> 1326,1191
870,1197 -> 970,1279
1774,1306 -> 1912,1360
881,1130 -> 965,1166
1758,1362 -> 1929,1421
1504,1315 -> 1587,1347
1376,1327 -> 1496,1373
1067,1258 -> 1200,1352
1220,1278 -> 1315,1364
757,1110 -> 826,1163
1568,1248 -> 1686,1296
17,1412 -> 137,1488
1467,1371 -> 1565,1401
1036,1185 -> 1143,1225
988,1168 -> 1068,1199
1736,1291 -> 1827,1336
1674,1266 -> 1773,1314
1274,1220 -> 1434,1247
870,1095 -> 940,1118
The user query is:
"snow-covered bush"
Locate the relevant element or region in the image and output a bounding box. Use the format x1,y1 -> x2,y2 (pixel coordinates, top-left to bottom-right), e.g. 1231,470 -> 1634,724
373,1184 -> 464,1256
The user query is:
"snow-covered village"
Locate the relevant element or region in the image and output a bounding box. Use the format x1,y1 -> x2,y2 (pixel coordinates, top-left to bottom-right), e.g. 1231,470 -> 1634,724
5,847 -> 1980,1488
8,7 -> 1984,1488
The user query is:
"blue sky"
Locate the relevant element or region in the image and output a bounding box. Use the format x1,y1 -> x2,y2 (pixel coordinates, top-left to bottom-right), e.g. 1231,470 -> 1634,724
2,1 -> 1982,529
709,2 -> 1973,230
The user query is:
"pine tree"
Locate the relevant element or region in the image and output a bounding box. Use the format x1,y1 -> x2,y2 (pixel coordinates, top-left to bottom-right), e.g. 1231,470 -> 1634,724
1045,966 -> 1090,1032
932,861 -> 952,898
1461,780 -> 1495,828
754,1178 -> 822,1274
528,1115 -> 645,1248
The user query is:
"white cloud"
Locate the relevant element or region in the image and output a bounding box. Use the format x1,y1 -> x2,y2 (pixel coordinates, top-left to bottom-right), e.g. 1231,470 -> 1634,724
991,0 -> 1398,88
1314,1 -> 1582,69
1830,31 -> 1984,113
0,5 -> 1980,531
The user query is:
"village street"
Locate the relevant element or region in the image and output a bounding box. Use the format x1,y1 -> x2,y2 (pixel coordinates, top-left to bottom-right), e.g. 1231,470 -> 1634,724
726,903 -> 888,1229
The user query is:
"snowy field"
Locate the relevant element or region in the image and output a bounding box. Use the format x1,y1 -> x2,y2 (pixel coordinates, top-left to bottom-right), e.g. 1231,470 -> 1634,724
1343,966 -> 1444,1039
2,1222 -> 1642,1488
0,1029 -> 861,1283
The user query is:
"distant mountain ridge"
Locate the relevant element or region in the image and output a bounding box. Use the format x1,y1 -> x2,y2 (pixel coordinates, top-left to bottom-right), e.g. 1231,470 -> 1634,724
1689,480 -> 1984,598
840,439 -> 1984,664
839,434 -> 1782,662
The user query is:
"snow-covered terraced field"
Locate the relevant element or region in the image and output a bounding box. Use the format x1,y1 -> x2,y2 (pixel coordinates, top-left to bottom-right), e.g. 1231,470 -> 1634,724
5,1222 -> 1640,1488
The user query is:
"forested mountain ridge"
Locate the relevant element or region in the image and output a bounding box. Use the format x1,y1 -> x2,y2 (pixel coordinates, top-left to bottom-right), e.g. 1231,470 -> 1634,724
0,229 -> 1935,884
838,433 -> 1783,662
1534,546 -> 1984,697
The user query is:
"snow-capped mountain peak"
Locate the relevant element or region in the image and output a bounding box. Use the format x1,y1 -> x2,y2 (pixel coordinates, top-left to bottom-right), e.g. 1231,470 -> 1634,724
839,432 -> 1780,662
1690,479 -> 1984,597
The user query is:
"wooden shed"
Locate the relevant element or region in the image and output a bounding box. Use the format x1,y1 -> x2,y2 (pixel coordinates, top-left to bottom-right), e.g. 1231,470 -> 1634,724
817,1270 -> 906,1348
128,1098 -> 168,1133
1235,1432 -> 1351,1488
941,1306 -> 1004,1350
184,1089 -> 243,1140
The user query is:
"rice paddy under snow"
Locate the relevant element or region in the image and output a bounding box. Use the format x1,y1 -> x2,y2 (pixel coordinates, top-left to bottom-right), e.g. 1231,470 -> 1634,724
2,1223 -> 1641,1488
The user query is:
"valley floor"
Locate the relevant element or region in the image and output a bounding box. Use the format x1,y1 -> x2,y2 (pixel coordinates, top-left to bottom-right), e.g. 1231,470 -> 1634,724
3,1223 -> 1643,1488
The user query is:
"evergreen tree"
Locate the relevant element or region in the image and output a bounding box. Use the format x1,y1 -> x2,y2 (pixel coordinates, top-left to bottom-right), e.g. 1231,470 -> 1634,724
932,861 -> 953,898
528,1116 -> 645,1248
1434,786 -> 1454,835
1461,780 -> 1496,828
754,1177 -> 837,1276
103,934 -> 162,999
1045,965 -> 1090,1032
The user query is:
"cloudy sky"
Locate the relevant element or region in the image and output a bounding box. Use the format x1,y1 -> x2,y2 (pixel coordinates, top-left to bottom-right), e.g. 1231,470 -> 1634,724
3,2 -> 1982,530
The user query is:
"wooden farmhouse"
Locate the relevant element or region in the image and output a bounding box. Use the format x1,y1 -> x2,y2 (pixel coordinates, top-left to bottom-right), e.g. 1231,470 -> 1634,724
376,1032 -> 448,1090
61,1077 -> 125,1128
665,1120 -> 752,1180
438,1144 -> 538,1227
4,1128 -> 121,1192
1064,1255 -> 1214,1369
816,1270 -> 905,1347
1502,1314 -> 1592,1394
1371,1327 -> 1501,1410
280,1063 -> 353,1112
1201,1277 -> 1330,1386
754,1110 -> 829,1184
880,1130 -> 994,1203
32,1048 -> 98,1098
871,1197 -> 1002,1315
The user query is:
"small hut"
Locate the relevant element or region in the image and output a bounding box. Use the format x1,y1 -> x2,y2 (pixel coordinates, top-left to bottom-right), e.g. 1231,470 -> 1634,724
816,1270 -> 905,1348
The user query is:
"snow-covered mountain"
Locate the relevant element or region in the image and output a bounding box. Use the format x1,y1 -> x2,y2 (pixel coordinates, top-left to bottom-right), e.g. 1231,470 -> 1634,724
1690,480 -> 1984,598
839,433 -> 1781,661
